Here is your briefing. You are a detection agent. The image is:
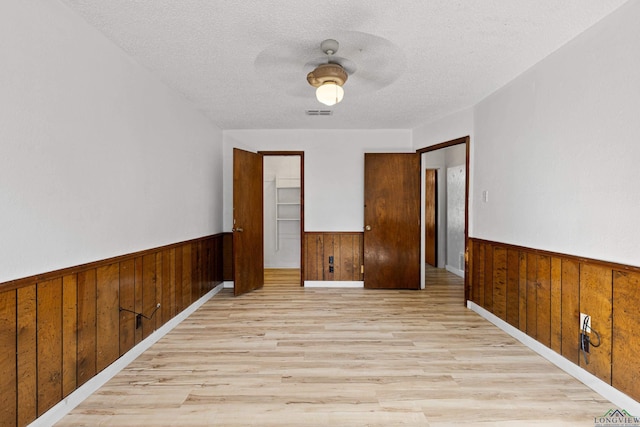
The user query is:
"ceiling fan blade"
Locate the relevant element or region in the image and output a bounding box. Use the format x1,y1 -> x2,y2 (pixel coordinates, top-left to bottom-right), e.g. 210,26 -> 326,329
253,30 -> 407,99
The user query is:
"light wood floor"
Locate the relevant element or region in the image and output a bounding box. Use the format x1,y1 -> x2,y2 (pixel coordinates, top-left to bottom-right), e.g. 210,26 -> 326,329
264,268 -> 300,287
57,269 -> 614,426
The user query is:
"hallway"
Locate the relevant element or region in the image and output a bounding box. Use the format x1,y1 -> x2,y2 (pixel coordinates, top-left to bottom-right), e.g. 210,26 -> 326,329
57,270 -> 613,426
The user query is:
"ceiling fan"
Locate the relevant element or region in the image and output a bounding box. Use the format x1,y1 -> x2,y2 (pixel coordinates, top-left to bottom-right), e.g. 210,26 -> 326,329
253,31 -> 407,106
306,39 -> 350,106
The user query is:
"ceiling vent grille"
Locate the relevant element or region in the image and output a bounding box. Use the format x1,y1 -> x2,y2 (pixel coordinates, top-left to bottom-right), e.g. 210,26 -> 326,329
305,109 -> 333,116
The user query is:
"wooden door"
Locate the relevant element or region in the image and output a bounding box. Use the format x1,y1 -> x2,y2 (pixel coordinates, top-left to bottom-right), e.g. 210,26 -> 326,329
364,153 -> 421,289
425,169 -> 437,267
233,148 -> 264,296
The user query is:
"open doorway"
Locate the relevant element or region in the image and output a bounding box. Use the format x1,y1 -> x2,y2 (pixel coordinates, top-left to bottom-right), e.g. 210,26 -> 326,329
261,152 -> 304,287
418,136 -> 470,300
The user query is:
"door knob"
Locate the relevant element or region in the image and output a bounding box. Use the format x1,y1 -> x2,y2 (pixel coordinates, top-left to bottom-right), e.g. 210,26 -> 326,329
365,225 -> 371,231
235,227 -> 244,232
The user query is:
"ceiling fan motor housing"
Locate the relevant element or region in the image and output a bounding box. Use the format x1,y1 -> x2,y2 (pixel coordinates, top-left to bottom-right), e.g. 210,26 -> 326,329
307,63 -> 348,88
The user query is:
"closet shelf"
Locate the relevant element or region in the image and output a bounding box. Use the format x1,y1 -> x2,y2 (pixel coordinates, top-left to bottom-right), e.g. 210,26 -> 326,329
275,177 -> 300,250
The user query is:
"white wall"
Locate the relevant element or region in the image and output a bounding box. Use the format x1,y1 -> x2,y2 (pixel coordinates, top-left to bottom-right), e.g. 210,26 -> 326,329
223,130 -> 413,232
413,107 -> 474,151
473,0 -> 640,266
0,1 -> 223,283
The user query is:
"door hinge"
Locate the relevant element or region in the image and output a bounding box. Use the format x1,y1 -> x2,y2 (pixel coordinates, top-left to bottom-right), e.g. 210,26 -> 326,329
361,265 -> 364,274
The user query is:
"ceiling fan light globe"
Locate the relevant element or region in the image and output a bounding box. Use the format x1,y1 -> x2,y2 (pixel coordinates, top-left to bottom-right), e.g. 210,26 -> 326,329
316,83 -> 344,106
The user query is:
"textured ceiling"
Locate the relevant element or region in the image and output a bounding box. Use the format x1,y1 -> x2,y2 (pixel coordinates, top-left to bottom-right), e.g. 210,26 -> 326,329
61,0 -> 629,130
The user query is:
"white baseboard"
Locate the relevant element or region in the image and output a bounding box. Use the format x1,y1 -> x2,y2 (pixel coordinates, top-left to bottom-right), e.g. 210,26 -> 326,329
445,264 -> 465,278
467,300 -> 640,415
29,284 -> 224,427
223,281 -> 234,288
304,281 -> 364,288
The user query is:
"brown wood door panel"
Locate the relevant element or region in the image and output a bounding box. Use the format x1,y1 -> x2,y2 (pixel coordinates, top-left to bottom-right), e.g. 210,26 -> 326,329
364,153 -> 420,289
424,169 -> 437,267
233,148 -> 264,296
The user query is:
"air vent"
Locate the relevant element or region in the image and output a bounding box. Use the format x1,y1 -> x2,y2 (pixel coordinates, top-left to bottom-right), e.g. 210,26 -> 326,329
305,110 -> 333,116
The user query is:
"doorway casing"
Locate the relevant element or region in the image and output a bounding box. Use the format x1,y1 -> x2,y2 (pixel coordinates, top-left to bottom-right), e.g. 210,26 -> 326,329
416,136 -> 470,302
260,151 -> 305,286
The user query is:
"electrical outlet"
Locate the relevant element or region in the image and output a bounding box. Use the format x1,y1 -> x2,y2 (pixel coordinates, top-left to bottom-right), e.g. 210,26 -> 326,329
580,312 -> 591,332
328,256 -> 334,264
329,265 -> 334,273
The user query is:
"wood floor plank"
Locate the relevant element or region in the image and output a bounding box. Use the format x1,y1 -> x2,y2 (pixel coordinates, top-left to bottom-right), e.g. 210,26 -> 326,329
58,269 -> 616,426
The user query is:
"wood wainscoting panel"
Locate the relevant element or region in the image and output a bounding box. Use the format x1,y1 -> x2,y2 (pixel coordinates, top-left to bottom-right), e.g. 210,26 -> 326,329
518,252 -> 527,332
471,241 -> 484,305
222,232 -> 233,281
468,238 -> 640,399
506,249 -> 520,328
61,275 -> 78,398
16,285 -> 37,426
561,259 -> 580,364
0,290 -> 17,427
77,270 -> 97,387
492,246 -> 507,321
612,270 -> 640,401
550,257 -> 563,354
96,264 -> 120,372
579,263 -> 613,384
526,253 -> 538,340
303,232 -> 363,281
36,278 -> 63,416
161,249 -> 176,322
483,243 -> 494,312
189,242 -> 199,304
155,252 -> 165,330
181,244 -> 192,312
141,254 -> 157,340
118,259 -> 136,356
339,233 -> 363,281
0,234 -> 224,427
174,246 -> 184,314
133,257 -> 144,345
535,255 -> 551,347
304,233 -> 323,281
